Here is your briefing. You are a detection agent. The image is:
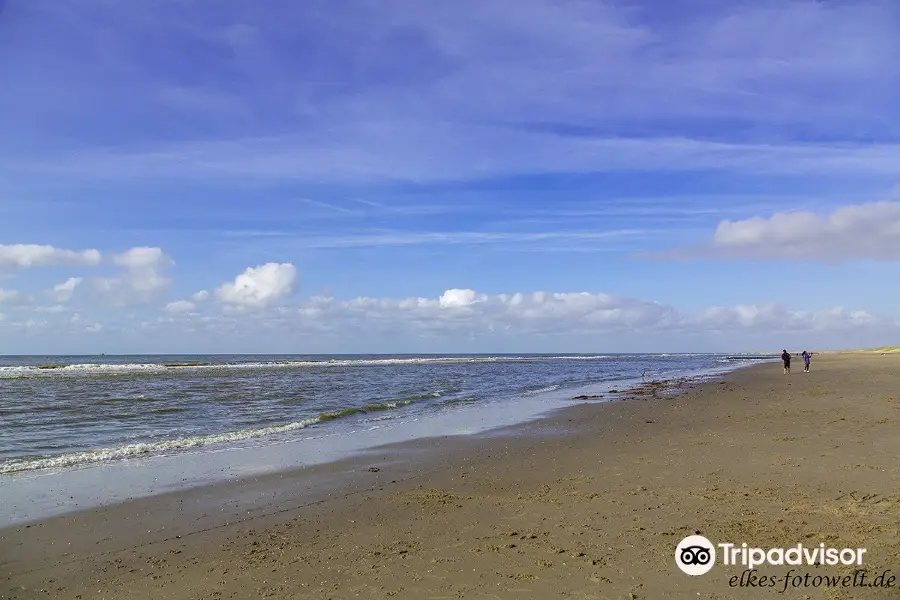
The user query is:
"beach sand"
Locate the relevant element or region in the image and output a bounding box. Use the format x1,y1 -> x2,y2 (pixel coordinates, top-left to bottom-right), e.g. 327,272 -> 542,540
3,353 -> 900,599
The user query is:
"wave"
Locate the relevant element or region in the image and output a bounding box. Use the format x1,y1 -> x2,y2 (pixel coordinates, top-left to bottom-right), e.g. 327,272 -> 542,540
320,403 -> 396,421
0,386 -> 449,474
0,417 -> 323,475
0,355 -> 621,378
715,355 -> 777,363
317,392 -> 437,421
522,384 -> 561,396
0,356 -> 763,475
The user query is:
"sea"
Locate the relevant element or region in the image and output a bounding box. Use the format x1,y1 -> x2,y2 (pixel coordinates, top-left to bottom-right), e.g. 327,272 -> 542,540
0,353 -> 772,525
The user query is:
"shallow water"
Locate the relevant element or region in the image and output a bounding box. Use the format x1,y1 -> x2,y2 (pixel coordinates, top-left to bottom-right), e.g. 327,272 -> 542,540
0,353 -> 771,476
0,353 -> 775,525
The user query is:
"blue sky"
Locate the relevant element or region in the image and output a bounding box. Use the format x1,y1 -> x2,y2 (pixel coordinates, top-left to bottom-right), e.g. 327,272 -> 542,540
1,0 -> 900,354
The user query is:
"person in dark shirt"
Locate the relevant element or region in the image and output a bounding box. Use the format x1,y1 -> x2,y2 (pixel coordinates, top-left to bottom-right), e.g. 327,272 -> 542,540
781,349 -> 791,374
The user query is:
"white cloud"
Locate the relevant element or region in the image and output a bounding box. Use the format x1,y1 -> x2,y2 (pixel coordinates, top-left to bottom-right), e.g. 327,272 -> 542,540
653,201 -> 900,261
439,289 -> 486,308
63,313 -> 103,333
52,277 -> 83,302
164,290 -> 209,314
119,287 -> 896,354
711,201 -> 900,259
330,290 -> 679,334
227,289 -> 873,338
682,304 -> 878,333
93,247 -> 173,305
112,247 -> 171,270
0,289 -> 29,306
215,263 -> 299,309
0,244 -> 101,271
6,283 -> 896,351
5,318 -> 49,331
34,305 -> 68,314
165,300 -> 196,314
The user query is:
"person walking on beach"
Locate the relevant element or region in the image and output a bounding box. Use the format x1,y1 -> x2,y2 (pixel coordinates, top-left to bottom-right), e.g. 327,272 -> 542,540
781,349 -> 791,375
802,351 -> 811,373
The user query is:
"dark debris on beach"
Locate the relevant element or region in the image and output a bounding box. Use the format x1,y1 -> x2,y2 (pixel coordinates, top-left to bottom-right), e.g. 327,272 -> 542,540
569,377 -> 694,402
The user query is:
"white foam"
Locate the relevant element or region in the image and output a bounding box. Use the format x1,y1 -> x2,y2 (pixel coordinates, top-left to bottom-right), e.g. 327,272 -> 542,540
0,355 -> 622,378
0,417 -> 322,474
0,356 -> 771,477
523,384 -> 561,396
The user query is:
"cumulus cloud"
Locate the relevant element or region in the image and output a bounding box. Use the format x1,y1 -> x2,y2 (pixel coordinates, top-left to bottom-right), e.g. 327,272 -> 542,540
112,247 -> 171,270
439,289 -> 487,308
0,289 -> 18,303
137,287 -> 897,353
34,305 -> 68,314
200,289 -> 870,339
215,263 -> 299,308
52,277 -> 83,302
93,247 -> 173,305
165,300 -> 196,314
655,201 -> 900,261
331,290 -> 678,334
163,290 -> 209,314
0,288 -> 29,305
11,282 -> 896,350
0,244 -> 101,271
67,312 -> 103,333
682,304 -> 878,333
4,318 -> 49,332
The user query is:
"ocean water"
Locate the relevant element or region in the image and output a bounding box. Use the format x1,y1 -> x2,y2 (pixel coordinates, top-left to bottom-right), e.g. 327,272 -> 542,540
0,353 -> 772,478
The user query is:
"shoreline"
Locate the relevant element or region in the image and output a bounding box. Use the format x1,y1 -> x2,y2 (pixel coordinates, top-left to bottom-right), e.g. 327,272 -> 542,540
0,367 -> 720,536
0,366 -> 732,581
7,353 -> 900,598
0,358 -> 759,527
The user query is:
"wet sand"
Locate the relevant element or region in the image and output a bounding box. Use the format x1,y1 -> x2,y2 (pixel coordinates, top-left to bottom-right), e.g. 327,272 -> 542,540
3,354 -> 900,599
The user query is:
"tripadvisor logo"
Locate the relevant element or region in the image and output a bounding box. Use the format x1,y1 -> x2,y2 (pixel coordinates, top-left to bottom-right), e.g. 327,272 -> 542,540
676,535 -> 716,575
675,535 -> 868,576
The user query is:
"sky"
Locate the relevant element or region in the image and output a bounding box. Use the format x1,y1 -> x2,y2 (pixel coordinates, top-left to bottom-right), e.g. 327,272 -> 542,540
1,0 -> 900,354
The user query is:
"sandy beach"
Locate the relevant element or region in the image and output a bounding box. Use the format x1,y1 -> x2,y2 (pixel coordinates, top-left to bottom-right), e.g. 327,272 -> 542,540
3,353 -> 900,599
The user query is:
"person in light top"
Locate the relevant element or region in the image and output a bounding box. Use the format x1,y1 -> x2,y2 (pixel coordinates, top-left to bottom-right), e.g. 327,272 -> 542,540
801,350 -> 811,373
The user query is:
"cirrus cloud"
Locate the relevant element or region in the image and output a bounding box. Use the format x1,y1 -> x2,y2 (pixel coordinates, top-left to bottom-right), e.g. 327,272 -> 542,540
10,0 -> 900,185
